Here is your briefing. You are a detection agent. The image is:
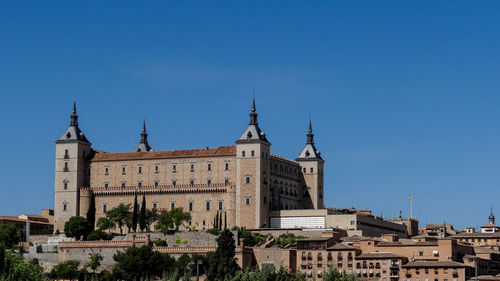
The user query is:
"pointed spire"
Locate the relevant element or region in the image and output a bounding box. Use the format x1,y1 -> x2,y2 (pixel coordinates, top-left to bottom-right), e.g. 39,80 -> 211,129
140,119 -> 148,144
70,101 -> 78,127
249,96 -> 258,125
306,119 -> 314,144
489,206 -> 495,224
134,119 -> 152,152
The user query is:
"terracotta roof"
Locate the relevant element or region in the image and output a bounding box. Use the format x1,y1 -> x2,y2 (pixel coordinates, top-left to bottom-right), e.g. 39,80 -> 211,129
481,223 -> 500,228
328,244 -> 356,251
402,261 -> 472,268
451,232 -> 500,238
92,145 -> 236,162
377,241 -> 438,246
356,252 -> 405,259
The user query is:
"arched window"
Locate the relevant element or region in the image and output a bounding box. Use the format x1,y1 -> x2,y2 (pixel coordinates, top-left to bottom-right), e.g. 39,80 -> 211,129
303,168 -> 306,173
242,151 -> 246,157
251,150 -> 255,157
310,167 -> 314,173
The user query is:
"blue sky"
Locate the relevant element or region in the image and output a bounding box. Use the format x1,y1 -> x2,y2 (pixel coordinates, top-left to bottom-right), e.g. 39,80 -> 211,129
1,1 -> 499,229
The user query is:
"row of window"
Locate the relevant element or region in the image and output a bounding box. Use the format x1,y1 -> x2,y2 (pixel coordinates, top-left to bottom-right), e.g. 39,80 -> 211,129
104,162 -> 231,176
103,177 -> 232,188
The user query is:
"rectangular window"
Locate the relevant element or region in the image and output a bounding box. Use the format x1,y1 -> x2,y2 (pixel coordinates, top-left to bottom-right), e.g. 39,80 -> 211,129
152,202 -> 158,210
207,163 -> 212,171
189,201 -> 193,211
225,162 -> 229,171
63,203 -> 67,211
138,181 -> 142,188
206,201 -> 211,211
207,179 -> 212,185
190,179 -> 195,185
105,166 -> 109,175
104,182 -> 109,188
245,197 -> 251,205
122,165 -> 126,175
202,220 -> 206,226
64,149 -> 69,158
154,165 -> 159,173
418,251 -> 423,256
224,178 -> 229,185
172,164 -> 177,172
64,162 -> 69,172
138,165 -> 143,174
121,182 -> 126,187
245,176 -> 251,184
190,164 -> 195,172
103,204 -> 107,213
218,201 -> 223,210
63,182 -> 68,190
172,180 -> 177,186
154,180 -> 159,187
171,202 -> 175,210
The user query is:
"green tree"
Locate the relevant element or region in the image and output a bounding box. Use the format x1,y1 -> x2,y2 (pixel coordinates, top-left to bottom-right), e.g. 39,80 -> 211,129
207,229 -> 239,280
4,251 -> 45,281
64,216 -> 90,240
0,223 -> 20,248
97,217 -> 115,233
155,208 -> 191,234
0,246 -> 5,276
144,208 -> 159,230
86,252 -> 103,273
139,195 -> 147,231
323,267 -> 343,281
49,260 -> 81,280
87,192 -> 96,232
112,245 -> 175,280
132,192 -> 138,232
87,229 -> 109,241
106,204 -> 131,234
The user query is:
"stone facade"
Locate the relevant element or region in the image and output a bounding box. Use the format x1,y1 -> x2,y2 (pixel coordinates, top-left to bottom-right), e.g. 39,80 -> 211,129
54,100 -> 324,233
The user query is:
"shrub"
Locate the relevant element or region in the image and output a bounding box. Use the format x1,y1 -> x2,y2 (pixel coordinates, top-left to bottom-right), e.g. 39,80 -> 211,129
87,229 -> 109,241
206,228 -> 220,235
153,239 -> 167,246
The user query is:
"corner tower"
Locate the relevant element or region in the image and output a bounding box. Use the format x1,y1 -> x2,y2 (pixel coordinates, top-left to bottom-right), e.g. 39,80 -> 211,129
54,102 -> 92,232
235,97 -> 271,228
296,120 -> 325,209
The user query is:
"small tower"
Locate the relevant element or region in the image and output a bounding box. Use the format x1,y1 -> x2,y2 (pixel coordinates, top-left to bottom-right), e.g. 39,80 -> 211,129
489,206 -> 495,225
296,120 -> 325,209
134,120 -> 153,152
235,97 -> 271,228
54,102 -> 92,233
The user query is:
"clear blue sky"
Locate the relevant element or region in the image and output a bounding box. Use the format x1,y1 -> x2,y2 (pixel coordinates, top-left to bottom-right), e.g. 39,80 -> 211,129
1,1 -> 499,230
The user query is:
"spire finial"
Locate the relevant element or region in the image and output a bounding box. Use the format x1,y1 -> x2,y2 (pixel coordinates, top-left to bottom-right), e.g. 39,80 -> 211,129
70,101 -> 79,126
306,118 -> 314,144
249,96 -> 258,125
140,119 -> 148,144
489,206 -> 495,224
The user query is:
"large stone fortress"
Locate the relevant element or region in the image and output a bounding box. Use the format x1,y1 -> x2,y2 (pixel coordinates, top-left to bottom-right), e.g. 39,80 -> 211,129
53,99 -> 324,233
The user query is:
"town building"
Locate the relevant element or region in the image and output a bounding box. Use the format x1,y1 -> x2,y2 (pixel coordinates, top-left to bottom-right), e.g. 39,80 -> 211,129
54,100 -> 325,232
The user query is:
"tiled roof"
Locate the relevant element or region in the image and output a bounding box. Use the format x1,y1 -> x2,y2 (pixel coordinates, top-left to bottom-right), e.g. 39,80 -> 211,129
328,244 -> 356,251
356,252 -> 405,259
377,241 -> 438,246
402,261 -> 472,268
92,145 -> 236,162
451,232 -> 500,238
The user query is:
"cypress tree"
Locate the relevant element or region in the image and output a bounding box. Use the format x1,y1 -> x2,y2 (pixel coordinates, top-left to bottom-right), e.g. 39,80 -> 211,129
132,192 -> 138,232
215,212 -> 219,230
139,195 -> 146,231
86,192 -> 96,231
218,211 -> 223,231
213,214 -> 217,229
224,211 -> 227,230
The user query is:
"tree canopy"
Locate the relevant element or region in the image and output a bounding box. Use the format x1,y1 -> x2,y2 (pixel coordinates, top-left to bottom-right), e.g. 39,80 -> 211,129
206,229 -> 240,280
155,208 -> 191,234
112,245 -> 175,280
63,216 -> 90,240
0,223 -> 20,248
105,204 -> 131,234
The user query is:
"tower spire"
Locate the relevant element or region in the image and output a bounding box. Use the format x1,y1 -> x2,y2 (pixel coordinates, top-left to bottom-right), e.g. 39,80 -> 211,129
134,119 -> 152,152
306,118 -> 314,144
249,96 -> 258,125
489,206 -> 495,224
70,101 -> 78,127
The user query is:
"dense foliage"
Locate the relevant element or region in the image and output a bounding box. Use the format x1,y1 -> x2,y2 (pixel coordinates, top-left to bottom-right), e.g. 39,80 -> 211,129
155,208 -> 191,234
206,229 -> 240,280
0,224 -> 20,248
87,192 -> 96,233
233,227 -> 266,247
267,233 -> 305,248
0,248 -> 45,281
112,245 -> 176,280
105,203 -> 131,234
63,216 -> 91,240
